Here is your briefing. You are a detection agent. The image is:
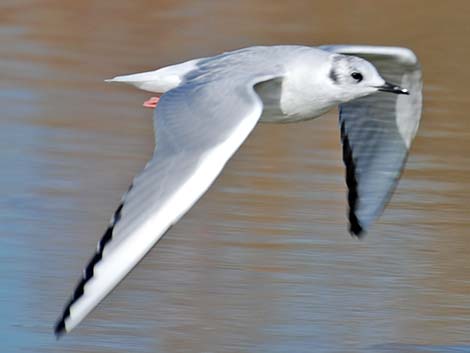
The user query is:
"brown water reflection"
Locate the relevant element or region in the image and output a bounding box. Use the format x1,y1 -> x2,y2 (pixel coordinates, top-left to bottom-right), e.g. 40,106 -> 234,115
1,1 -> 469,352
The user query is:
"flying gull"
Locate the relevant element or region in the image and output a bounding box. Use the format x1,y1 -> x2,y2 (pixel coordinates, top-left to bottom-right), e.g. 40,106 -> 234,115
55,45 -> 422,336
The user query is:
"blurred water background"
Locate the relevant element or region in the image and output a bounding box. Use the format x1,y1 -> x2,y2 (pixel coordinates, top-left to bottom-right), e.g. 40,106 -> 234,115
0,1 -> 469,352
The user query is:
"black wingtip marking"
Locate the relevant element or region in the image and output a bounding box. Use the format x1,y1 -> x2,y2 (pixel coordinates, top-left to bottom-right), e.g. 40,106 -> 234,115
54,319 -> 66,339
349,219 -> 364,238
54,186 -> 132,336
340,121 -> 364,238
98,227 -> 113,253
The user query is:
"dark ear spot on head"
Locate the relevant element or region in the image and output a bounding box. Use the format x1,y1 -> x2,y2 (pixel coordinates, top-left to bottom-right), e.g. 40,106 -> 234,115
329,68 -> 339,84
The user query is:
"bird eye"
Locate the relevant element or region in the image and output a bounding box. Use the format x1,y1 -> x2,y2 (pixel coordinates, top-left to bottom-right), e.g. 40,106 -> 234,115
351,72 -> 363,82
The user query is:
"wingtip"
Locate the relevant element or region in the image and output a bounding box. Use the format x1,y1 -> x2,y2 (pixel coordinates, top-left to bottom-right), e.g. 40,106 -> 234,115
320,45 -> 419,66
54,319 -> 67,339
349,214 -> 366,239
349,225 -> 365,239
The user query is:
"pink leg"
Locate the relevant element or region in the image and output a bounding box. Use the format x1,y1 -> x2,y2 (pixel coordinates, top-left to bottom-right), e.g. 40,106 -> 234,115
143,96 -> 160,109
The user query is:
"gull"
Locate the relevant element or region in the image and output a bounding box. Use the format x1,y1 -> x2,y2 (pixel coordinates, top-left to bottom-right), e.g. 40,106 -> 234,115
54,45 -> 422,336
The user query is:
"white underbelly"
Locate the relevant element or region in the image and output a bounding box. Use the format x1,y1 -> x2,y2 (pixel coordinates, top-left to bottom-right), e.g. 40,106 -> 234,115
259,109 -> 306,123
255,78 -> 335,123
259,102 -> 333,123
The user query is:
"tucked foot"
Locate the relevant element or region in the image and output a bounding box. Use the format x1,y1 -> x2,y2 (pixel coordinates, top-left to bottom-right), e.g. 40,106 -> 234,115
143,96 -> 160,108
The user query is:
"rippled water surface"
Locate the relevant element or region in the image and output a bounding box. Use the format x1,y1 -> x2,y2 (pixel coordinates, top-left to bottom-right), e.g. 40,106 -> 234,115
1,1 -> 469,352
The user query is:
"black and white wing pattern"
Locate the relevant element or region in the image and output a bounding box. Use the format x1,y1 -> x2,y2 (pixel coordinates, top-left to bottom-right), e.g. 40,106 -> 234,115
54,54 -> 281,336
321,45 -> 422,236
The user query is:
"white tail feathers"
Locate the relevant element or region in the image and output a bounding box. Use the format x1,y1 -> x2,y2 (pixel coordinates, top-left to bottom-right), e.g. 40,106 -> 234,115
105,58 -> 200,93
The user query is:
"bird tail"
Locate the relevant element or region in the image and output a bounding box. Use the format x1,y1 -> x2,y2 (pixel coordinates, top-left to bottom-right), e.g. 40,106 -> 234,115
105,58 -> 201,93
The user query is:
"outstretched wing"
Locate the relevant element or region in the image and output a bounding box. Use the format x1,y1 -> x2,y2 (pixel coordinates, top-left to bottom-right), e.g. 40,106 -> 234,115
320,45 -> 422,236
55,58 -> 281,336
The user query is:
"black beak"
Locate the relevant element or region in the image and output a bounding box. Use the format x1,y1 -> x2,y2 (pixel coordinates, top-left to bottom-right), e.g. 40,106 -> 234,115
377,82 -> 409,95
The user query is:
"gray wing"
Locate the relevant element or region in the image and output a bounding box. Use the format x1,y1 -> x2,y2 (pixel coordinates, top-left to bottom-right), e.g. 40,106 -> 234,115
55,60 -> 281,336
320,45 -> 422,236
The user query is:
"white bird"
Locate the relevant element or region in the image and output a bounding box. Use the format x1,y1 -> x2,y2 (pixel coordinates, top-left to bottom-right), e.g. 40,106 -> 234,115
54,45 -> 422,336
